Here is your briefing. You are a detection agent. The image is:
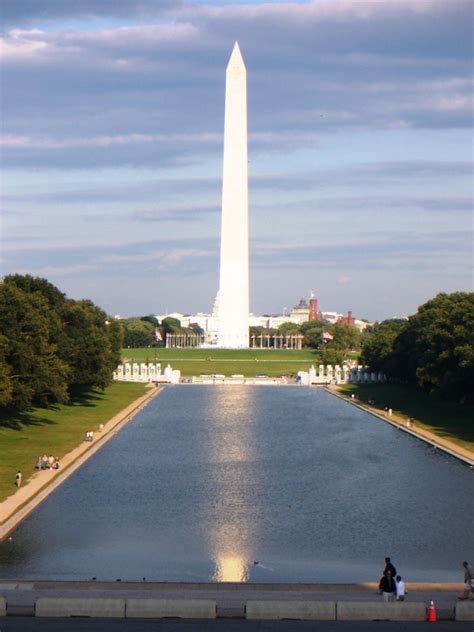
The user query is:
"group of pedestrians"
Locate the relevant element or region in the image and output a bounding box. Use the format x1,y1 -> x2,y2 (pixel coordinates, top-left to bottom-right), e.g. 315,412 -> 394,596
14,453 -> 60,489
379,557 -> 474,602
36,454 -> 60,470
378,557 -> 405,602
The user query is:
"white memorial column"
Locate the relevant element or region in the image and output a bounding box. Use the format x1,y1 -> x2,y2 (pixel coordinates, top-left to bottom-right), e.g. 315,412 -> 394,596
217,42 -> 249,348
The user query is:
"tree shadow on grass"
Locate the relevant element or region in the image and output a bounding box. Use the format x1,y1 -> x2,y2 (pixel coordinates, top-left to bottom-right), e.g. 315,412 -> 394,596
0,387 -> 105,430
67,386 -> 105,408
0,411 -> 57,431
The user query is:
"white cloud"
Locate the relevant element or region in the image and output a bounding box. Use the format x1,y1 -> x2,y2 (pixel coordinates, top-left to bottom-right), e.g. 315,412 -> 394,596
1,0 -> 472,318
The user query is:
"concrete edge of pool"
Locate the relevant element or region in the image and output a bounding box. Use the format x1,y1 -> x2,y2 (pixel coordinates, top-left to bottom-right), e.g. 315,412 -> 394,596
325,387 -> 474,467
0,581 -> 470,621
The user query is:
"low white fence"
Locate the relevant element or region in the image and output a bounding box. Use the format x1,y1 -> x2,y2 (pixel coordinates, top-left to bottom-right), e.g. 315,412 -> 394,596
113,362 -> 180,384
298,365 -> 386,386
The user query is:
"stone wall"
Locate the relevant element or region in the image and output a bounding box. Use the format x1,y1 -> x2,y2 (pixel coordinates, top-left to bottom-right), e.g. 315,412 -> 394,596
113,363 -> 181,384
298,365 -> 385,386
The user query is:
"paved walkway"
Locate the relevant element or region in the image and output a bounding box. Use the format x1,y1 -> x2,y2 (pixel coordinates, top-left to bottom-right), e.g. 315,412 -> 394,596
0,386 -> 162,538
328,387 -> 474,466
0,580 -> 466,613
1,620 -> 472,631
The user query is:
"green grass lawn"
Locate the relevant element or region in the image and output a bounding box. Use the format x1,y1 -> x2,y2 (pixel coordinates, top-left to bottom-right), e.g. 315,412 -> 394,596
121,347 -> 320,377
337,383 -> 474,452
0,382 -> 147,505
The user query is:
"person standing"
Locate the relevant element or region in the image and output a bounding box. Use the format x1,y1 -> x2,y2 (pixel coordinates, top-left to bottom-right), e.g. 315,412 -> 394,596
379,569 -> 397,602
459,561 -> 474,600
15,471 -> 22,488
383,557 -> 397,577
396,575 -> 406,601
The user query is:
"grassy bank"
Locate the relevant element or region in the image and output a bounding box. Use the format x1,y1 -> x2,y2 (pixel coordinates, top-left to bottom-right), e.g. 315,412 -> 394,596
337,383 -> 474,452
0,382 -> 147,503
122,347 -> 319,377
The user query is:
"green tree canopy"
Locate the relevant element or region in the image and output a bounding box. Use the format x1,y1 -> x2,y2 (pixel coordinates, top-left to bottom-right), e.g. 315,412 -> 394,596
61,300 -> 122,389
320,347 -> 344,366
392,292 -> 474,400
329,323 -> 361,353
161,317 -> 182,334
189,322 -> 204,336
360,319 -> 406,373
301,321 -> 325,349
0,282 -> 70,409
140,314 -> 159,327
123,317 -> 156,348
277,321 -> 301,335
0,275 -> 123,411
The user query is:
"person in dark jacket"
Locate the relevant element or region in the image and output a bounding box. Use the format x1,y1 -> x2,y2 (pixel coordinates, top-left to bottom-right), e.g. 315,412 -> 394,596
383,557 -> 397,577
379,569 -> 397,602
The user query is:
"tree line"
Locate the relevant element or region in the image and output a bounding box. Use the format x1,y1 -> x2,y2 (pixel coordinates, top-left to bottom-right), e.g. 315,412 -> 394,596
250,321 -> 361,364
0,275 -> 122,411
121,316 -> 202,348
122,313 -> 361,362
3,275 -> 469,410
360,292 -> 474,402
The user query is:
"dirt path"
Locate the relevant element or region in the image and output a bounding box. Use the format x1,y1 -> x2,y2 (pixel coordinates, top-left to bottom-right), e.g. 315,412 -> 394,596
0,385 -> 162,539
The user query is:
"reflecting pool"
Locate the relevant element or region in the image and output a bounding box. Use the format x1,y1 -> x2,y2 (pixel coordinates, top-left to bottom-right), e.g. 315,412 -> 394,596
0,386 -> 472,582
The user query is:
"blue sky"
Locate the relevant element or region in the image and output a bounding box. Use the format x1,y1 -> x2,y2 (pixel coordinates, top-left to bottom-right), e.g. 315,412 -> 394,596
1,0 -> 472,320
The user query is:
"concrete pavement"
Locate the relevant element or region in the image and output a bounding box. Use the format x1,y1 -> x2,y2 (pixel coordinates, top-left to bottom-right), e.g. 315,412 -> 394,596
0,619 -> 472,631
0,581 -> 465,617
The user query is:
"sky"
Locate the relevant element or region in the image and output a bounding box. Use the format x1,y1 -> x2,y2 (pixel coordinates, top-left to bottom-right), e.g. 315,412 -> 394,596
1,0 -> 473,321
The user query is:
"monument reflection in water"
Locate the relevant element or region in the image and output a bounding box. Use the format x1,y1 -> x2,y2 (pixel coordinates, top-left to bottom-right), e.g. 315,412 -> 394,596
0,386 -> 473,582
207,387 -> 253,582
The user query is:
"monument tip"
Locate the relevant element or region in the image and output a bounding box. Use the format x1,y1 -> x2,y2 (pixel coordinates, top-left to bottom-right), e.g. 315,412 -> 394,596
228,41 -> 245,69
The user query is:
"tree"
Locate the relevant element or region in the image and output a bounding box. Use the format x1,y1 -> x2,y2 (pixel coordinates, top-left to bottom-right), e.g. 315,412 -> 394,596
141,314 -> 159,327
0,275 -> 124,411
123,318 -> 156,347
0,334 -> 13,408
392,293 -> 474,400
330,323 -> 361,353
249,326 -> 265,339
277,321 -> 301,335
301,321 -> 325,349
161,317 -> 182,335
361,319 -> 406,373
61,300 -> 122,389
189,322 -> 204,336
0,283 -> 70,410
4,274 -> 66,308
321,347 -> 344,365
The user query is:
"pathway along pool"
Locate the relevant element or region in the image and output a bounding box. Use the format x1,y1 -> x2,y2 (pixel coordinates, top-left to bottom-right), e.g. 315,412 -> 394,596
0,386 -> 472,582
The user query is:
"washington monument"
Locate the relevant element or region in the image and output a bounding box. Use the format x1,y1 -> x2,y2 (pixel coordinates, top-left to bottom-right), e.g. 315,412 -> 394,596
216,42 -> 249,348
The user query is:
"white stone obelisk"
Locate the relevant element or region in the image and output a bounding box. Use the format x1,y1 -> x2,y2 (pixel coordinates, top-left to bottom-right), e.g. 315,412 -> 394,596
216,42 -> 249,348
